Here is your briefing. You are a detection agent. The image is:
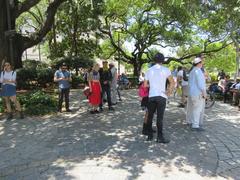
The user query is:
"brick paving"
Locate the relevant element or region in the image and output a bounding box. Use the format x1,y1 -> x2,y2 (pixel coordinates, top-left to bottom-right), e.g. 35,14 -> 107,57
0,89 -> 239,180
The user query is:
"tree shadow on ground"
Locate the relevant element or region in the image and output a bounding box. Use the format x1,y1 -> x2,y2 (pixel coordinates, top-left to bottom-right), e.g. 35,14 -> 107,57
0,89 -> 239,179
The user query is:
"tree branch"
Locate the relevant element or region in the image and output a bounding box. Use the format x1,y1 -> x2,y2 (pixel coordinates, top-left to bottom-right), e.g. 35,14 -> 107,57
165,42 -> 233,64
23,0 -> 66,50
15,0 -> 41,18
99,15 -> 133,63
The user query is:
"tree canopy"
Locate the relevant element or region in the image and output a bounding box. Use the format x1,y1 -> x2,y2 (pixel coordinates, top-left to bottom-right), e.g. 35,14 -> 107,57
1,0 -> 240,77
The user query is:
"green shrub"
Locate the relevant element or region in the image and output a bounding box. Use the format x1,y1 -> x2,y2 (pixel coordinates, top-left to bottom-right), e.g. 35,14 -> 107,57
23,59 -> 41,69
209,73 -> 218,82
16,68 -> 37,90
71,75 -> 84,88
0,98 -> 4,113
18,91 -> 57,115
36,68 -> 55,88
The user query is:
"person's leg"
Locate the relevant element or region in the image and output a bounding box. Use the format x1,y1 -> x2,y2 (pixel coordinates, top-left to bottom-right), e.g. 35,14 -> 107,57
232,92 -> 238,105
99,85 -> 106,110
9,96 -> 21,111
146,98 -> 157,140
181,86 -> 185,105
58,89 -> 64,112
223,90 -> 227,103
4,97 -> 12,113
142,110 -> 148,135
64,88 -> 71,111
117,86 -> 122,100
155,97 -> 168,143
199,98 -> 205,127
236,92 -> 240,106
9,96 -> 24,119
186,96 -> 193,125
106,86 -> 113,110
111,82 -> 117,104
191,96 -> 202,129
4,97 -> 13,119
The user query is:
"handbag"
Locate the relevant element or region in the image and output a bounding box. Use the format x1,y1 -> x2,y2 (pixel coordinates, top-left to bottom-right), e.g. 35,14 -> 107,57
83,86 -> 91,96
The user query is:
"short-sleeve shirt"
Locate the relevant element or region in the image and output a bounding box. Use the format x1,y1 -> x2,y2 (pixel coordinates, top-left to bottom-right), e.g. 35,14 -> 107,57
235,83 -> 240,90
54,70 -> 71,89
188,67 -> 206,96
145,64 -> 171,99
0,71 -> 16,86
177,70 -> 188,86
88,71 -> 100,81
110,67 -> 118,83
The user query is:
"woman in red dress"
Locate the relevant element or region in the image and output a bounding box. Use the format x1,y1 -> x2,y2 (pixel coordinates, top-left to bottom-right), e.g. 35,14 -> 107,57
88,63 -> 102,113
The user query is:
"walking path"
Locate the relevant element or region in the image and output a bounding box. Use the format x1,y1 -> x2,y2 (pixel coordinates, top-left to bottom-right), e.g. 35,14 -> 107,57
0,89 -> 240,180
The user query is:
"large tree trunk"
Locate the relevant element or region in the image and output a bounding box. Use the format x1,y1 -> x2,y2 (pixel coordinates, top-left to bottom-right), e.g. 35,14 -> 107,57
0,0 -> 66,69
133,61 -> 142,77
0,0 -> 23,69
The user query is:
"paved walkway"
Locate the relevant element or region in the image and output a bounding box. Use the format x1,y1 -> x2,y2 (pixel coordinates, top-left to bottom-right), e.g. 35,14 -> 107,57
0,89 -> 240,180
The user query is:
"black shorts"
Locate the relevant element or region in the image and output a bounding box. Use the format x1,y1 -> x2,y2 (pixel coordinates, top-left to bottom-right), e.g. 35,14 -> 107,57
141,96 -> 149,108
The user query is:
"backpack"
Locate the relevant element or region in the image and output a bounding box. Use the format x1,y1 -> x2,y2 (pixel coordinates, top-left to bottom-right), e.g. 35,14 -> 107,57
183,70 -> 188,81
0,71 -> 15,87
2,71 -> 15,77
138,83 -> 149,97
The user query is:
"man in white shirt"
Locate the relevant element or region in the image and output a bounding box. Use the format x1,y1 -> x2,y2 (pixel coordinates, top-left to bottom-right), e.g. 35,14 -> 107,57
144,53 -> 175,143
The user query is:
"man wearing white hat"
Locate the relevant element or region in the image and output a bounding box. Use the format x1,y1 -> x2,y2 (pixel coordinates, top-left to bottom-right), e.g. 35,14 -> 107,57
186,57 -> 206,131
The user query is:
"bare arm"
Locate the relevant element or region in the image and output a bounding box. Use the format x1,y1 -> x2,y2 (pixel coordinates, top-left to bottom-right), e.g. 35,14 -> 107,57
54,75 -> 63,82
88,80 -> 92,92
177,75 -> 182,87
166,75 -> 175,97
68,75 -> 72,82
144,80 -> 149,88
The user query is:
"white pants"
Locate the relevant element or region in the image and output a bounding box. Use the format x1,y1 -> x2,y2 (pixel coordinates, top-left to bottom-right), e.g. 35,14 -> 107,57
111,81 -> 117,104
186,95 -> 205,128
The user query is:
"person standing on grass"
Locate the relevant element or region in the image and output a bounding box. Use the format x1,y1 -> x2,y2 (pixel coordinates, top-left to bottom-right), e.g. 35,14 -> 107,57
0,61 -> 24,120
54,63 -> 72,113
144,53 -> 174,143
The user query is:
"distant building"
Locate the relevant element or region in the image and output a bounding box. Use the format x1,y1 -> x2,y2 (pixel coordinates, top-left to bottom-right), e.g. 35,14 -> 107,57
22,45 -> 47,62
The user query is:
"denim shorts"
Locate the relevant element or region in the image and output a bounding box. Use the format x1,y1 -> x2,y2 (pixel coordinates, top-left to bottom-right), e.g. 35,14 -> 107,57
1,84 -> 16,97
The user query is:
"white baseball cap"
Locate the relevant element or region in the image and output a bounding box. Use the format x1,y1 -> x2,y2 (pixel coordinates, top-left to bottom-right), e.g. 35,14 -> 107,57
193,57 -> 202,64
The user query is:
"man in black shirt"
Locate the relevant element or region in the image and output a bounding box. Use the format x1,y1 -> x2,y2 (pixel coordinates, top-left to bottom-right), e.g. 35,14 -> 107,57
99,61 -> 114,111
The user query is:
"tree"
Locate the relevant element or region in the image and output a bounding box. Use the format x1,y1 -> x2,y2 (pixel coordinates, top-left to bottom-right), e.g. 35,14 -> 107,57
99,0 -> 230,76
47,0 -> 103,60
193,0 -> 240,79
0,0 -> 66,69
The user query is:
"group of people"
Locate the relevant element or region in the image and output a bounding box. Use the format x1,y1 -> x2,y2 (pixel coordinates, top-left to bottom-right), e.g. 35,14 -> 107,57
54,61 -> 122,114
138,53 -> 208,143
2,53 -> 237,145
207,69 -> 240,110
85,61 -> 118,113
